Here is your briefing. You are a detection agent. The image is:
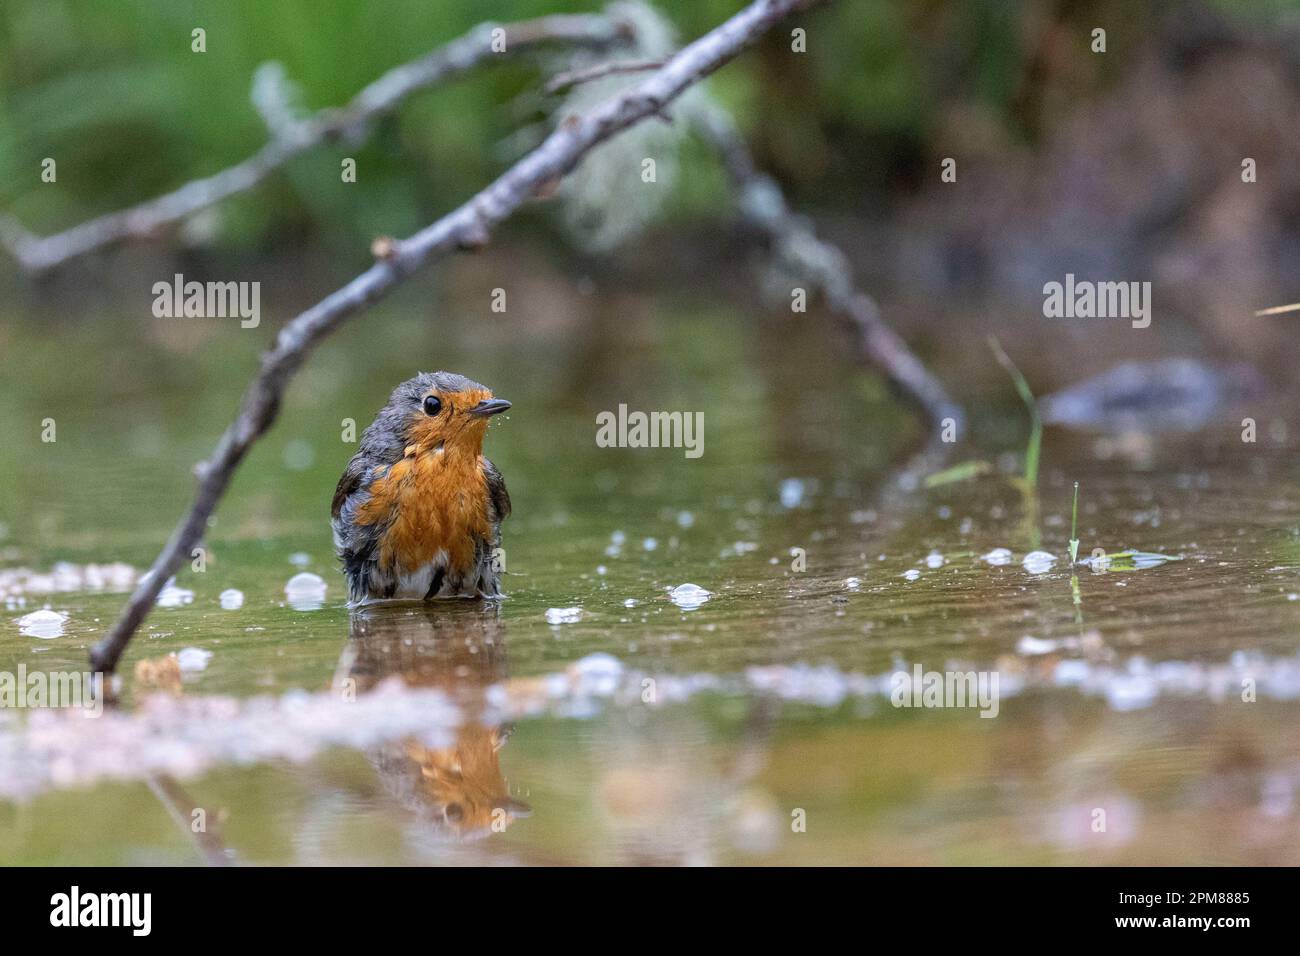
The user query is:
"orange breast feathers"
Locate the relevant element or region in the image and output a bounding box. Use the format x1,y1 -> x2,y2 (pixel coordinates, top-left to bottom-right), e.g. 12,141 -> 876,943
353,445 -> 492,576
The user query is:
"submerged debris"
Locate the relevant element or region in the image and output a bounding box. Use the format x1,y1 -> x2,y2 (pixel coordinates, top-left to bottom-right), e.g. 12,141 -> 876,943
1081,550 -> 1182,571
133,654 -> 183,694
1038,358 -> 1263,432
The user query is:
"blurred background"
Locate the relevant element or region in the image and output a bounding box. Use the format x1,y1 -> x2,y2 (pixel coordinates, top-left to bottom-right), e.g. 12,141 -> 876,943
2,1 -> 1296,361
2,0 -> 1299,865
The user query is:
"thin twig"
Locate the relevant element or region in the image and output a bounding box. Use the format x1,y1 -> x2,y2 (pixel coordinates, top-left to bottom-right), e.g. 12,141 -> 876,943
90,0 -> 823,675
544,58 -> 665,95
0,14 -> 630,272
690,100 -> 964,435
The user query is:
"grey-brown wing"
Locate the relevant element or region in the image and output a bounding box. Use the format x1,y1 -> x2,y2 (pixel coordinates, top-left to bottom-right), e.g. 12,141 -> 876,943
331,454 -> 367,520
482,457 -> 511,523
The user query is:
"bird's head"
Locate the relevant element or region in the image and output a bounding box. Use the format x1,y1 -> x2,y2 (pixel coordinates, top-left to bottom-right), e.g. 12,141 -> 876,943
385,371 -> 511,456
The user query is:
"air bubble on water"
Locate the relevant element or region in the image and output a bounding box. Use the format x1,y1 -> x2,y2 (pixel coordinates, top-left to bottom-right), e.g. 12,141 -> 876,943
568,652 -> 623,694
157,579 -> 195,608
288,552 -> 311,568
623,599 -> 639,608
982,548 -> 1013,566
1017,635 -> 1057,655
284,572 -> 327,611
642,537 -> 657,551
177,647 -> 214,672
610,530 -> 626,546
779,478 -> 805,509
902,569 -> 921,582
17,608 -> 67,639
1022,551 -> 1057,574
844,577 -> 862,590
545,607 -> 583,624
669,584 -> 711,609
219,589 -> 245,610
925,551 -> 945,569
677,511 -> 694,528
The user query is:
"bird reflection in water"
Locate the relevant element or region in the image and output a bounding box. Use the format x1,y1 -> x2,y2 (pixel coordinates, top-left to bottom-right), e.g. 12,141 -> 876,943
338,602 -> 531,839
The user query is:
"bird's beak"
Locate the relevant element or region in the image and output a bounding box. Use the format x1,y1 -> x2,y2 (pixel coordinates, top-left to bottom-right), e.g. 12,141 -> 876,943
468,398 -> 512,418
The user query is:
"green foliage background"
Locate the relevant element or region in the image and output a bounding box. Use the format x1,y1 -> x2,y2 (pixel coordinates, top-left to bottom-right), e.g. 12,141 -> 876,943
0,0 -> 1280,256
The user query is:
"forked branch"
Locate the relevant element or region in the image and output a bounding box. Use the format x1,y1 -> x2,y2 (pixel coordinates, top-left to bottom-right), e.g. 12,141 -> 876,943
0,14 -> 630,272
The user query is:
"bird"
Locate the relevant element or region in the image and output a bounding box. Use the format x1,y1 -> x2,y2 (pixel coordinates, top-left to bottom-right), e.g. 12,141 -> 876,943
331,372 -> 512,604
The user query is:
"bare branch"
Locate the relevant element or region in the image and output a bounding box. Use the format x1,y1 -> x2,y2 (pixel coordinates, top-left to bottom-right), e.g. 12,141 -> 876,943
89,0 -> 823,675
690,100 -> 964,435
544,58 -> 666,95
0,13 -> 630,273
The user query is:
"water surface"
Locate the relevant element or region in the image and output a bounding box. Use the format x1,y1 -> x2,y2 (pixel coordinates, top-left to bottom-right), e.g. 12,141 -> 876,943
2,282 -> 1297,864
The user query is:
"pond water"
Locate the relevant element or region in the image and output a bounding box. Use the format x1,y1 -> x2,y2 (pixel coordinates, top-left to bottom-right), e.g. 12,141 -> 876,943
1,275 -> 1297,864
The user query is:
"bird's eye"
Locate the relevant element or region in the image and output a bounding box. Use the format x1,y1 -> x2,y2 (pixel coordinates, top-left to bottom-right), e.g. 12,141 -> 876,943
423,395 -> 442,417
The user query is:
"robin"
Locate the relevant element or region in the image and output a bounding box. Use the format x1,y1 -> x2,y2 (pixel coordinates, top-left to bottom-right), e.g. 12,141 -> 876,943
331,372 -> 511,603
